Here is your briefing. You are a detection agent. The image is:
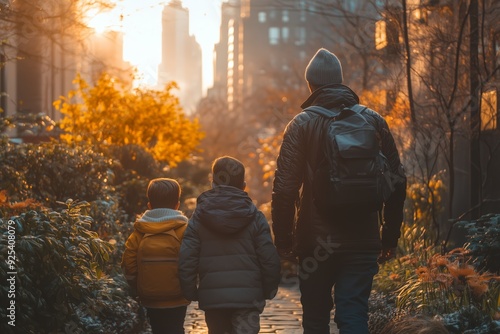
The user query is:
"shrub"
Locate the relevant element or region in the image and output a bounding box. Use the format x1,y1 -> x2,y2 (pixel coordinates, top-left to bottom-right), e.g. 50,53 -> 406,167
396,248 -> 500,317
0,200 -> 143,333
442,306 -> 500,334
457,213 -> 500,274
110,144 -> 160,181
0,140 -> 112,206
368,291 -> 399,334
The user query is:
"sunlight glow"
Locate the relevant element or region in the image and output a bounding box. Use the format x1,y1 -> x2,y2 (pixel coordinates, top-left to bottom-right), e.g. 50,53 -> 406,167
85,6 -> 123,34
84,0 -> 222,92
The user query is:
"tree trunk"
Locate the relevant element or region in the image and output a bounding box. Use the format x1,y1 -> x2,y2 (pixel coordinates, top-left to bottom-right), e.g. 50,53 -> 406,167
469,0 -> 481,218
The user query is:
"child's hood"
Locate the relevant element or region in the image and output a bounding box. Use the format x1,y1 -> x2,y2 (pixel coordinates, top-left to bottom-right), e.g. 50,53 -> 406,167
194,185 -> 257,234
134,208 -> 188,234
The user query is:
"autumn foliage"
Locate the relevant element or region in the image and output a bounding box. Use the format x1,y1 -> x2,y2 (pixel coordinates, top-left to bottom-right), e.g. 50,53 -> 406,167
54,73 -> 204,167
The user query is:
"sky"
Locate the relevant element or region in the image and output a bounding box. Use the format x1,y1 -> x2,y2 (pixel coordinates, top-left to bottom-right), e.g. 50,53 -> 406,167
87,0 -> 224,94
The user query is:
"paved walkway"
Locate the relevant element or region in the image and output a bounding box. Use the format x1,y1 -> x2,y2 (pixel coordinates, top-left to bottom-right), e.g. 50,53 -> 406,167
184,278 -> 339,334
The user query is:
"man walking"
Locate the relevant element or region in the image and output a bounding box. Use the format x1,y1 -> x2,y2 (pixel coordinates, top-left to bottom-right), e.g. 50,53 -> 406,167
271,48 -> 406,334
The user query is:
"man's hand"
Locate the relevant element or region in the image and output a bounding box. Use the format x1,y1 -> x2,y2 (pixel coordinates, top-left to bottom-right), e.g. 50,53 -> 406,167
378,247 -> 397,264
277,247 -> 298,264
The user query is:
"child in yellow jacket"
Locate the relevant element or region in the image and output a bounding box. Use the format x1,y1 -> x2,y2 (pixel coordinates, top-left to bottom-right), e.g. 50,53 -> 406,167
122,178 -> 189,334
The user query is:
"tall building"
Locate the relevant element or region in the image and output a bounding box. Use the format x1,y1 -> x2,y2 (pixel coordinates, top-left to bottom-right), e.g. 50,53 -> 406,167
158,0 -> 202,113
1,0 -> 132,136
87,30 -> 133,86
12,0 -> 81,123
210,0 -> 376,111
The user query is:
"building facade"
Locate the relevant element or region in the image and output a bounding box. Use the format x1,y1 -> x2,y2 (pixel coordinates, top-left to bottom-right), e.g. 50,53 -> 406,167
0,0 -> 132,138
375,0 -> 500,220
209,0 -> 379,111
158,0 -> 202,113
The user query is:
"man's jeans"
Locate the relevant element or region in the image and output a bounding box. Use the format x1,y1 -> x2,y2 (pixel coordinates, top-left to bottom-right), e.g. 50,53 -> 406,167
299,251 -> 379,334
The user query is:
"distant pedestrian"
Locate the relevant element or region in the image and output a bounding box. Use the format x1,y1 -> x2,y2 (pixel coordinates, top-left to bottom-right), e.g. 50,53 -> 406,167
271,48 -> 407,334
122,178 -> 189,334
179,156 -> 281,334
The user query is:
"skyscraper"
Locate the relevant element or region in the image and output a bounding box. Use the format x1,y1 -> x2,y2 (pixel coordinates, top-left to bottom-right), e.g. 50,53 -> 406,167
211,0 -> 363,111
158,0 -> 202,113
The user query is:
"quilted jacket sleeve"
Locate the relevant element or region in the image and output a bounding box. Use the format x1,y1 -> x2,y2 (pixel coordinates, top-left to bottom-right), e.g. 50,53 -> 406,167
271,115 -> 308,250
377,116 -> 407,249
121,231 -> 142,289
254,212 -> 282,299
178,219 -> 200,301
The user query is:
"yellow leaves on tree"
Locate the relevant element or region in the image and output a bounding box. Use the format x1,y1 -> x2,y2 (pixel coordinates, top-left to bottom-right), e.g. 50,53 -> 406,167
54,73 -> 204,167
359,89 -> 412,151
407,174 -> 446,222
358,89 -> 411,130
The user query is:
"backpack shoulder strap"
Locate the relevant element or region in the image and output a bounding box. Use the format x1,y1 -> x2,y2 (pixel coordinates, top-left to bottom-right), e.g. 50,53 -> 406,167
142,229 -> 180,242
304,105 -> 340,118
305,104 -> 370,120
348,104 -> 368,114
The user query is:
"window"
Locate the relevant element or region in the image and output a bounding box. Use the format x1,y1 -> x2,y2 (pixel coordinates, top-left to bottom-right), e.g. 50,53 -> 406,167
282,10 -> 289,22
241,0 -> 250,18
375,20 -> 387,50
258,12 -> 266,23
295,27 -> 306,46
269,27 -> 280,45
413,8 -> 428,24
375,19 -> 399,54
481,89 -> 498,131
350,2 -> 356,12
282,27 -> 289,43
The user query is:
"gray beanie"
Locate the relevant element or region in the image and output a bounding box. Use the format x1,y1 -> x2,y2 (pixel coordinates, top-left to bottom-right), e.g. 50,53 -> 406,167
305,48 -> 343,87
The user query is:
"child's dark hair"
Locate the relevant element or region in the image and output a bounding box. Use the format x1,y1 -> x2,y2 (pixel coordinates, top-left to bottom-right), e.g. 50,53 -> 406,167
211,156 -> 245,189
146,178 -> 181,209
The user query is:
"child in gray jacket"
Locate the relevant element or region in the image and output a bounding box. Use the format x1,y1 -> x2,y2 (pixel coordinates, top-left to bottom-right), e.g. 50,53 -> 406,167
179,156 -> 281,334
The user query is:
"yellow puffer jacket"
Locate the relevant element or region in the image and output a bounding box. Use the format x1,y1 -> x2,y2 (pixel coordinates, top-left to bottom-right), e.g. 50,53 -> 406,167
121,208 -> 190,308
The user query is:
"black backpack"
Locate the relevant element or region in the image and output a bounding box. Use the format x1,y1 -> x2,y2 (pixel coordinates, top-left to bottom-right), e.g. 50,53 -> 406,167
306,104 -> 394,215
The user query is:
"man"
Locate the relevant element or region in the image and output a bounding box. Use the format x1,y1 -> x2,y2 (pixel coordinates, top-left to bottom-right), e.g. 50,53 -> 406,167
271,48 -> 406,334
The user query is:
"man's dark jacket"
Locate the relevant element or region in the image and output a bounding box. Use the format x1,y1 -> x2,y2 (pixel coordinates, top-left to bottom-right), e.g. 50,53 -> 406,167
271,84 -> 407,256
179,185 -> 281,311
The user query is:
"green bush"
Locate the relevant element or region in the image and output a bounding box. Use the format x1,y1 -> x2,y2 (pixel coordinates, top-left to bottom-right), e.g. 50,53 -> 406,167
457,213 -> 500,274
109,145 -> 160,218
0,200 -> 143,333
0,140 -> 112,206
442,306 -> 500,334
0,137 -> 211,332
110,144 -> 160,181
374,214 -> 500,333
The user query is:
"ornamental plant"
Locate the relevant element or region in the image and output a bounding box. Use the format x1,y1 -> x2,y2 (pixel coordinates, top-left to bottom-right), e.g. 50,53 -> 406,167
0,200 -> 143,333
457,214 -> 500,274
0,139 -> 112,206
55,73 -> 204,167
396,248 -> 500,317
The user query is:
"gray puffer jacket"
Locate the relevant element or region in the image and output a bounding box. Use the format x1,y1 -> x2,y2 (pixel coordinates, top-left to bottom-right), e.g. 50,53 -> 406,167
178,185 -> 281,312
271,84 -> 407,256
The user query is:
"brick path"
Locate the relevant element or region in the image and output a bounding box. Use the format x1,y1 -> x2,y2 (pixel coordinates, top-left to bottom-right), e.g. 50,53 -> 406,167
183,278 -> 339,334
